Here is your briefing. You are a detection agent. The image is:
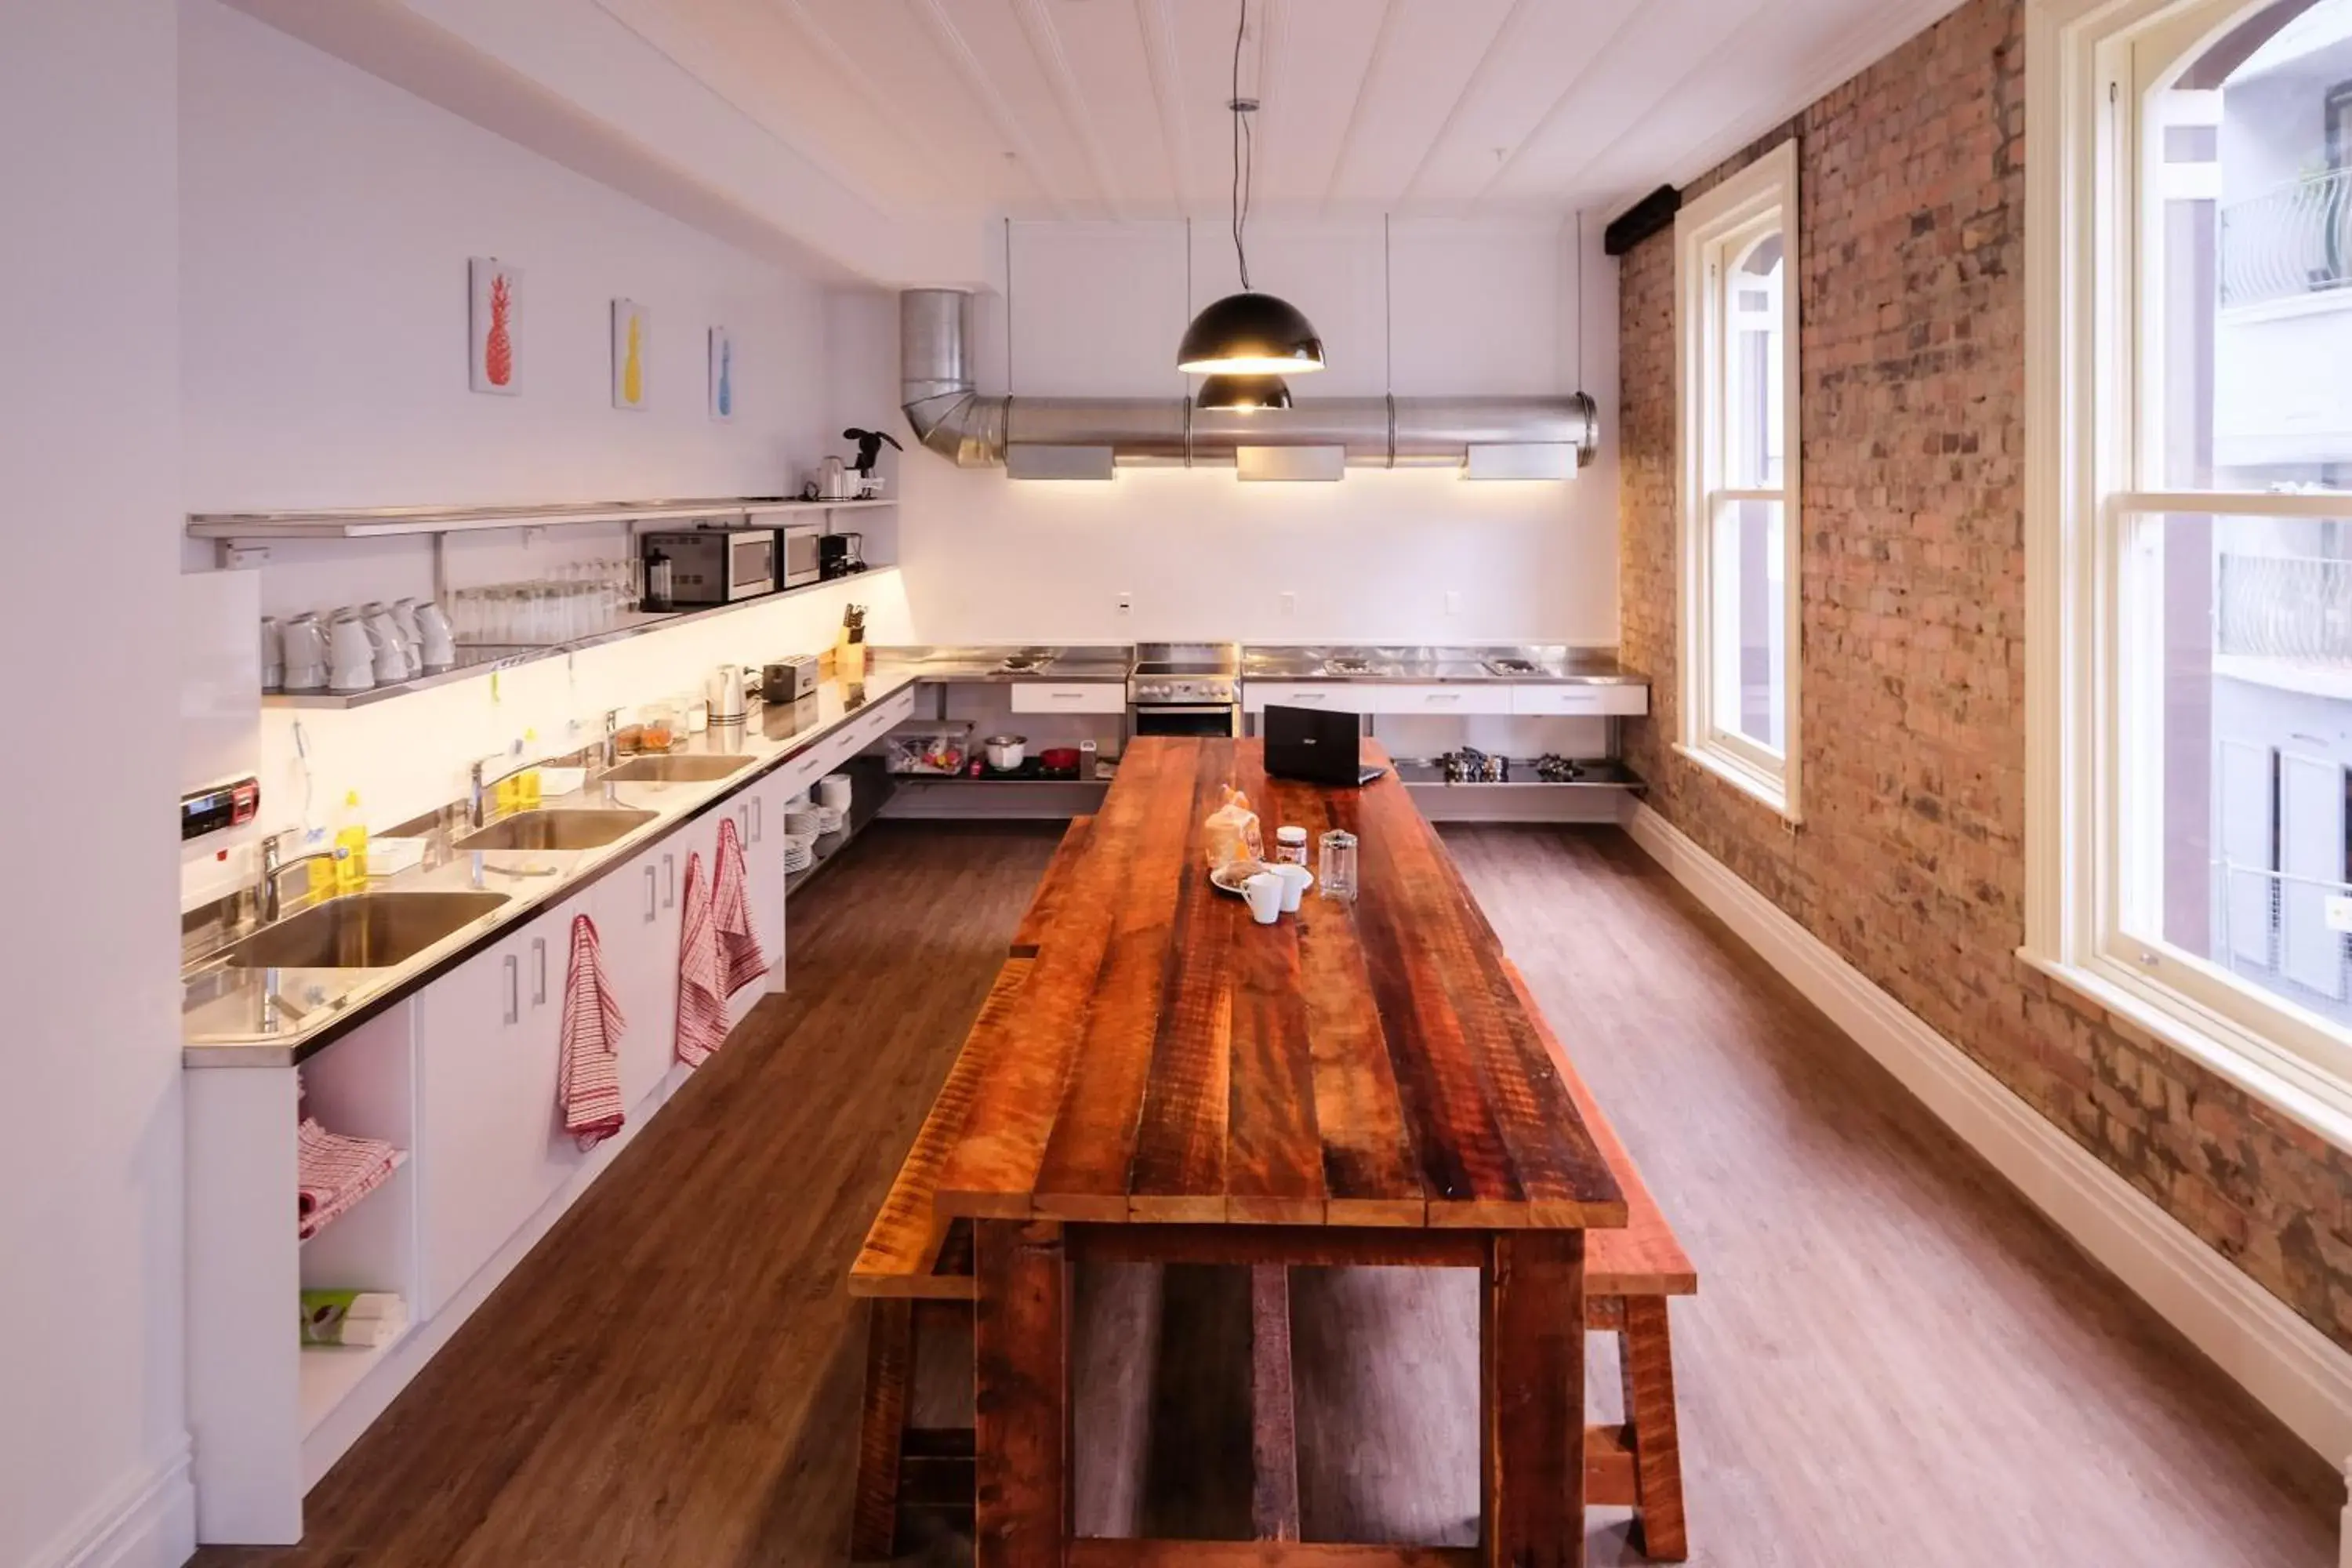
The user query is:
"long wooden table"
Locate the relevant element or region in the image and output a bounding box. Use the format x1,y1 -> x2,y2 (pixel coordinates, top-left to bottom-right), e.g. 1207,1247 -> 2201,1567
924,737 -> 1626,1567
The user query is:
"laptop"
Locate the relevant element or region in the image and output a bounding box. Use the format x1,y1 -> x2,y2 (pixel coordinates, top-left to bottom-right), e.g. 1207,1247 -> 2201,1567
1263,704 -> 1386,786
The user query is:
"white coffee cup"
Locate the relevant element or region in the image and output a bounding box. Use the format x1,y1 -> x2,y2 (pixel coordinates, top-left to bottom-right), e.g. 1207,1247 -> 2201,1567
1243,871 -> 1283,925
1269,862 -> 1314,913
328,613 -> 376,691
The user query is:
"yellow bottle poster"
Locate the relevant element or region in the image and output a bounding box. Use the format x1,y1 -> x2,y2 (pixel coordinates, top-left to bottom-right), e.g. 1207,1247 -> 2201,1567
612,299 -> 648,411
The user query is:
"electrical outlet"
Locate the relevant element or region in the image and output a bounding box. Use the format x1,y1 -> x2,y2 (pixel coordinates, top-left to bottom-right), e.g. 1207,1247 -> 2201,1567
1279,590 -> 1297,616
1444,590 -> 1462,615
1117,591 -> 1133,615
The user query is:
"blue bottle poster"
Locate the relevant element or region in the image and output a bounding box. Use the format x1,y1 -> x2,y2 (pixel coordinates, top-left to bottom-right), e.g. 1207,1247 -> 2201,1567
710,327 -> 735,422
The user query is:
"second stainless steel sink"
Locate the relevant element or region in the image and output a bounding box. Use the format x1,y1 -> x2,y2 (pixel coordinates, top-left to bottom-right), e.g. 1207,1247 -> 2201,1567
209,891 -> 510,969
599,754 -> 757,783
456,808 -> 657,852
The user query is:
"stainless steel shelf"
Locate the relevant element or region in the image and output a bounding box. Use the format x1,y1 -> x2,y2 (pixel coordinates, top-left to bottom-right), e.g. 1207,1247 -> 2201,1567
1392,757 -> 1645,790
189,495 -> 896,540
264,568 -> 899,709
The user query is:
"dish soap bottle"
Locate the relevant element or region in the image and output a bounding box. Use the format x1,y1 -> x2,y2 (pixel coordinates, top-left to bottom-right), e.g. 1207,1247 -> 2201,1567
517,728 -> 542,808
334,790 -> 369,891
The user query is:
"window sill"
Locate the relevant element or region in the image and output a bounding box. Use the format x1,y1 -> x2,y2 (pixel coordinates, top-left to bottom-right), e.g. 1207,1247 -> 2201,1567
1674,741 -> 1800,824
2018,948 -> 2352,1158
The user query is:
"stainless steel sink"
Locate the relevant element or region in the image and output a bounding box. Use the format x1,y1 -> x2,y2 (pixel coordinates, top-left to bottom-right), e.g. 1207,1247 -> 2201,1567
209,892 -> 510,969
455,808 -> 657,852
600,754 -> 757,783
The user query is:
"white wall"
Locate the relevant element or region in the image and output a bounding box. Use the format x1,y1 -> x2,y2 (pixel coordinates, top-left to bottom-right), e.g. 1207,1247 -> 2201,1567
0,3 -> 194,1566
180,0 -> 837,615
869,215 -> 1621,644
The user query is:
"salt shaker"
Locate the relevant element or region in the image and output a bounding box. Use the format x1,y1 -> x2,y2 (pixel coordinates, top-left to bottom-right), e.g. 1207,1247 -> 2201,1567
1316,829 -> 1359,901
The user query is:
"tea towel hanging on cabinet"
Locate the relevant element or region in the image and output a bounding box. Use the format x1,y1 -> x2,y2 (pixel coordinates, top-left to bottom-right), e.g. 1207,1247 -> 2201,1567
557,912 -> 626,1150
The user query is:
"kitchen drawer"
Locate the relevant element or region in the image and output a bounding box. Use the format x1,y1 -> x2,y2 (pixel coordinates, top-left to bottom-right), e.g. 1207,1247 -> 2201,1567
1367,684 -> 1518,717
1510,683 -> 1648,717
1242,682 -> 1368,714
1009,682 -> 1127,715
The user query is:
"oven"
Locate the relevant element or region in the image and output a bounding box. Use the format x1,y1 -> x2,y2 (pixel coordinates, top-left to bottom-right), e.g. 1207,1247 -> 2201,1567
1131,702 -> 1240,738
1127,641 -> 1241,738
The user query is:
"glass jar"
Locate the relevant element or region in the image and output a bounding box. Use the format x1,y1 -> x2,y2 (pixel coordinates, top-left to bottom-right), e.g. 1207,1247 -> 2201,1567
1316,829 -> 1358,902
1274,825 -> 1308,865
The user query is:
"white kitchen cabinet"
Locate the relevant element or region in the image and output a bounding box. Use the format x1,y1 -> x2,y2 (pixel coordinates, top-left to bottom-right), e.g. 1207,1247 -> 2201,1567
415,891 -> 586,1319
1510,683 -> 1648,717
590,835 -> 684,1112
1243,681 -> 1368,715
1010,681 -> 1126,715
1244,681 -> 1515,716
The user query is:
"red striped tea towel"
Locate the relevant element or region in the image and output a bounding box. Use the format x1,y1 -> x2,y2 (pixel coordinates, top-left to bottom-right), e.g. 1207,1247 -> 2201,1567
557,913 -> 626,1150
296,1117 -> 399,1240
711,815 -> 770,996
675,850 -> 728,1068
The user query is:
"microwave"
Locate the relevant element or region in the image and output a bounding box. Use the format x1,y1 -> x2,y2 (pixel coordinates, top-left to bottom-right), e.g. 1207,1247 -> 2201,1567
642,528 -> 775,607
778,521 -> 822,589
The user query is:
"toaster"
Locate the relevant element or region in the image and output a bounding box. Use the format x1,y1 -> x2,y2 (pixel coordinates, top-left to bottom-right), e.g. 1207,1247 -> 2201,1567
762,654 -> 821,702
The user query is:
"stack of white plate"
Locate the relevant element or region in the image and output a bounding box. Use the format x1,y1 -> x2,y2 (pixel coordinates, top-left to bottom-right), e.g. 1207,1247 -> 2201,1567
812,804 -> 846,835
782,837 -> 815,873
783,808 -> 825,838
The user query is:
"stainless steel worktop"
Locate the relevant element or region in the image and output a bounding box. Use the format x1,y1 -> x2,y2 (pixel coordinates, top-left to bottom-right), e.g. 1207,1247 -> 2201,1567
1241,644 -> 1646,683
867,644 -> 1138,682
872,642 -> 1647,685
181,672 -> 916,1066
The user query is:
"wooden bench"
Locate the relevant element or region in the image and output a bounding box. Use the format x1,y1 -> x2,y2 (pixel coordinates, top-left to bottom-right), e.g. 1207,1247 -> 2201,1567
848,846 -> 1693,1561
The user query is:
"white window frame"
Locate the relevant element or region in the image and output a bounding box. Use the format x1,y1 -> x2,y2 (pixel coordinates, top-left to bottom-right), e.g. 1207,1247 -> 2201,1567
2027,0 -> 2352,1146
1675,140 -> 1803,820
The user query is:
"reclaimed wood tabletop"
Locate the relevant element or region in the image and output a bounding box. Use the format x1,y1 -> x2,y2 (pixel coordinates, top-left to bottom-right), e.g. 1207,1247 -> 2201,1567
929,737 -> 1627,1233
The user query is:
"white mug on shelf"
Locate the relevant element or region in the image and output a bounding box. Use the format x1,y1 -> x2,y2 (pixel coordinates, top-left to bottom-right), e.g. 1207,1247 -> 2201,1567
327,613 -> 376,692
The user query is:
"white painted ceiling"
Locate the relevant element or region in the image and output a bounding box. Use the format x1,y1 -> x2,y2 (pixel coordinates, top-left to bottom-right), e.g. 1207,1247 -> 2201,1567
240,0 -> 1969,281
594,0 -> 1965,221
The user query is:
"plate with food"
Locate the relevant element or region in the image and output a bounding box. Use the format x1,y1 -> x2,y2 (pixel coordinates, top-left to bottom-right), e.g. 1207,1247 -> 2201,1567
1209,859 -> 1269,897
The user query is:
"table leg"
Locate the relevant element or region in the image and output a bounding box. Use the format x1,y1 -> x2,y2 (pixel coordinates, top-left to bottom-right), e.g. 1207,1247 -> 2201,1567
1484,1229 -> 1585,1568
975,1218 -> 1068,1567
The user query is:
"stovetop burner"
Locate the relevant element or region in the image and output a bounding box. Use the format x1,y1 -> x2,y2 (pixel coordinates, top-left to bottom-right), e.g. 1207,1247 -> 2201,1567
1483,656 -> 1542,676
1325,655 -> 1377,674
998,654 -> 1051,673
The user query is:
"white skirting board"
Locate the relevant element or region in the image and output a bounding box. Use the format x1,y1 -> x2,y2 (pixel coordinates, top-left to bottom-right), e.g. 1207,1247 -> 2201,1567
1624,804 -> 2352,1527
27,1443 -> 195,1568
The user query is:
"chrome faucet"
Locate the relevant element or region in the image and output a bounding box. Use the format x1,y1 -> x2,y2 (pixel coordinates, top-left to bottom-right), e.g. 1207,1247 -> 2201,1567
257,828 -> 342,923
601,707 -> 624,771
468,746 -> 532,829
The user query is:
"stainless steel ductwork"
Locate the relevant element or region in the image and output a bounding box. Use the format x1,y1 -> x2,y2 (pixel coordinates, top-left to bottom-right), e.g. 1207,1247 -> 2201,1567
898,288 -> 1596,474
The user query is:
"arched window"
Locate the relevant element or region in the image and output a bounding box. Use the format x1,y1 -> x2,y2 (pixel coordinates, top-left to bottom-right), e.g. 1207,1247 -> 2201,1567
2032,0 -> 2352,1131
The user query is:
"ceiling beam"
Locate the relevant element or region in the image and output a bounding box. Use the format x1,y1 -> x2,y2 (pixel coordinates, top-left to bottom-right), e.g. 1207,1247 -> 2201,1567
1319,0 -> 1401,214
1135,0 -> 1193,213
1010,0 -> 1128,220
907,0 -> 1077,220
1396,0 -> 1530,205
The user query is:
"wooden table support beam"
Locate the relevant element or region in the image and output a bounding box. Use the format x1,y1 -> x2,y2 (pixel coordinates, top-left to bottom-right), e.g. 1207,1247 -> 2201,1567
1250,1264 -> 1301,1543
975,1218 -> 1069,1568
1485,1230 -> 1585,1568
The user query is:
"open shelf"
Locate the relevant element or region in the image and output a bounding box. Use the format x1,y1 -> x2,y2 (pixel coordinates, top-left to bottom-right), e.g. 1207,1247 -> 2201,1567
265,568 -> 900,710
191,495 -> 895,540
298,1321 -> 413,1437
297,1149 -> 408,1247
786,757 -> 894,901
1392,758 -> 1645,790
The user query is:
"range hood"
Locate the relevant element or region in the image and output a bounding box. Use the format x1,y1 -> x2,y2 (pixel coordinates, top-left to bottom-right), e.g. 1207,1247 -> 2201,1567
898,289 -> 1595,481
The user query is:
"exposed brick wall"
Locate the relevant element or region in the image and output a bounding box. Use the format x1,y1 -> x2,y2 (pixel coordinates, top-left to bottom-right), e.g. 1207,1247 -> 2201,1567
1617,0 -> 2352,1350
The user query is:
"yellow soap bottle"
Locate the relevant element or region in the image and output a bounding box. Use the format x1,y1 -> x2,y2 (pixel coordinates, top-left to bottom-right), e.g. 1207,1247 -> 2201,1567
517,729 -> 543,808
333,790 -> 369,891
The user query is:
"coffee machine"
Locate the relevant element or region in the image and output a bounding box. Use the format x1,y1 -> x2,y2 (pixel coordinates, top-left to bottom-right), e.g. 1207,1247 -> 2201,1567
818,532 -> 866,579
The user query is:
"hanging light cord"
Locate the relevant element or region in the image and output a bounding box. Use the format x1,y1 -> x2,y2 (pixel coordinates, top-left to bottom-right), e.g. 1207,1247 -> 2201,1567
1230,0 -> 1252,290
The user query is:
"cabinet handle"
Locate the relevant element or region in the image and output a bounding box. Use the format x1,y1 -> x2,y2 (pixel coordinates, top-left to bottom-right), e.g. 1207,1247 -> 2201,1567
532,937 -> 547,1007
1050,691 -> 1085,701
645,865 -> 658,921
752,797 -> 764,843
1424,692 -> 1462,704
665,853 -> 676,909
503,954 -> 520,1024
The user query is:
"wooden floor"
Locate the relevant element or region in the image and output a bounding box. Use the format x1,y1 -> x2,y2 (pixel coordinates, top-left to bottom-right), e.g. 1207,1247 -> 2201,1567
199,822 -> 2341,1567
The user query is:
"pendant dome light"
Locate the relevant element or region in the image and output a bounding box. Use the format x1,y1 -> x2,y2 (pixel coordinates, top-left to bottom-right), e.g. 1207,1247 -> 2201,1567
1185,0 -> 1324,401
1195,372 -> 1292,411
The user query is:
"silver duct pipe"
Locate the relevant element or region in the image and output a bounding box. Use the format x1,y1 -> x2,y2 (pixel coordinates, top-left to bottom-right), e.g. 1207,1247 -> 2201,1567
899,288 -> 1595,470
